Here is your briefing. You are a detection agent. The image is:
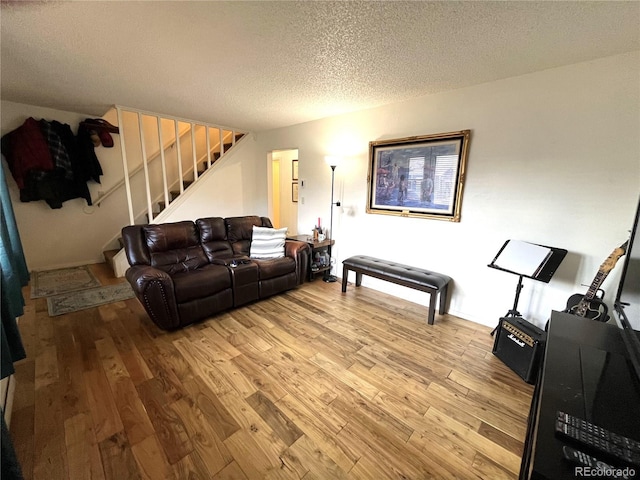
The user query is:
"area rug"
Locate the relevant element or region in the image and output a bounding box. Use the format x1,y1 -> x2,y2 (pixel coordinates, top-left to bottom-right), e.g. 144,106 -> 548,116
47,283 -> 136,316
30,265 -> 101,298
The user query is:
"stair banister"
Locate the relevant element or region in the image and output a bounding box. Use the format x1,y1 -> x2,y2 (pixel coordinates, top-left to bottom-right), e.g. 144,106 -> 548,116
103,105 -> 248,228
92,121 -> 187,208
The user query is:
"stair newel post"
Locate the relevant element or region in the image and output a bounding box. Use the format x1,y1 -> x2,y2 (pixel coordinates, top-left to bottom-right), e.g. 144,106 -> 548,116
116,106 -> 135,225
219,129 -> 224,156
157,116 -> 170,210
137,112 -> 154,222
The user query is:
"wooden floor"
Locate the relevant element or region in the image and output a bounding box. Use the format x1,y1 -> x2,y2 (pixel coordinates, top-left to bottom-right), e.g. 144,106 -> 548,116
9,263 -> 533,479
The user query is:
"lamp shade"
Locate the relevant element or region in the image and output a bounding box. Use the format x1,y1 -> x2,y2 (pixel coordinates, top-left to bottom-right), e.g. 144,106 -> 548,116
325,156 -> 341,168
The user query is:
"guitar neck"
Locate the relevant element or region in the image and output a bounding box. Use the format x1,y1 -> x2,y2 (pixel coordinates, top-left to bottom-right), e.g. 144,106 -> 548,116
575,271 -> 608,317
583,270 -> 609,301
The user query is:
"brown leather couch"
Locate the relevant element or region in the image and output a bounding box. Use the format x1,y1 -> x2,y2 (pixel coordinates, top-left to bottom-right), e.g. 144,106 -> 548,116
121,215 -> 310,330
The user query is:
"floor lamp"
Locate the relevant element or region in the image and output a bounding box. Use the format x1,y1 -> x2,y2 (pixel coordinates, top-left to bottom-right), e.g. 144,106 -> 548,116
324,156 -> 341,282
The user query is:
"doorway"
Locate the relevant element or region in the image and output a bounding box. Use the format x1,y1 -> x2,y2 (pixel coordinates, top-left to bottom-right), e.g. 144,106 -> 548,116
268,149 -> 299,235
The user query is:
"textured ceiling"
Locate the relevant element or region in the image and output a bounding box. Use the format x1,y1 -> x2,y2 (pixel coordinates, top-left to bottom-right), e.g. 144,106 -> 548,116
1,1 -> 639,131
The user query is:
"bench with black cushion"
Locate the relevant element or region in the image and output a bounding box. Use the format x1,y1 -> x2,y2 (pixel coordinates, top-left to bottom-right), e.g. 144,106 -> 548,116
341,255 -> 451,325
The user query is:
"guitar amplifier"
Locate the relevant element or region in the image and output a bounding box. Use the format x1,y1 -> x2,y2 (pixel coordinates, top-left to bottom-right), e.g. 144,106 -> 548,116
492,317 -> 546,384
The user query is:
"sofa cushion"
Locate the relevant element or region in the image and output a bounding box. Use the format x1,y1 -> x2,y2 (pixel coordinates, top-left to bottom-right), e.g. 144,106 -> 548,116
172,264 -> 231,303
197,217 -> 234,261
143,221 -> 208,274
253,256 -> 296,280
250,226 -> 287,259
197,217 -> 227,242
226,216 -> 262,243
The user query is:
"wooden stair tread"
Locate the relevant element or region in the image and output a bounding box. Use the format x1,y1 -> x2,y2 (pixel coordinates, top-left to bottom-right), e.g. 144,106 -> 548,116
103,248 -> 120,260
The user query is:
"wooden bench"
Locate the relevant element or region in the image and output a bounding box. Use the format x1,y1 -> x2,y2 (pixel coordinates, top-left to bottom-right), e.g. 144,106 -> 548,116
341,255 -> 451,325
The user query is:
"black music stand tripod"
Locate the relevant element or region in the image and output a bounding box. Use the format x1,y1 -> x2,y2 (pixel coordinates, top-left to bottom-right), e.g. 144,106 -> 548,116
490,274 -> 525,336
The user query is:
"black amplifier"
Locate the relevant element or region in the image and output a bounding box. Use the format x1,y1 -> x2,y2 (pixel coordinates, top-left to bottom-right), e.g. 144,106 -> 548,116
492,317 -> 546,384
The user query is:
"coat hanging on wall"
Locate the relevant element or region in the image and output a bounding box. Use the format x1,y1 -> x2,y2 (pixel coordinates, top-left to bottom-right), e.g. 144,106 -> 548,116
0,117 -> 103,209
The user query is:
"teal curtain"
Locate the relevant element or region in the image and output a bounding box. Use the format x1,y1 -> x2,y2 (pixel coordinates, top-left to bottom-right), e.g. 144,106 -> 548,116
0,158 -> 27,480
0,158 -> 28,380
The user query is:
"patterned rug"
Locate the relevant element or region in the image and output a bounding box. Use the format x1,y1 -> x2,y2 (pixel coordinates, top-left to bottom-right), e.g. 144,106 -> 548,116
30,265 -> 101,298
47,283 -> 136,316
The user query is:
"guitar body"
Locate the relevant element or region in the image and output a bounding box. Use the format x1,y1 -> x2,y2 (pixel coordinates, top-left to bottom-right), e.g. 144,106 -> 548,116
560,241 -> 627,324
564,293 -> 609,322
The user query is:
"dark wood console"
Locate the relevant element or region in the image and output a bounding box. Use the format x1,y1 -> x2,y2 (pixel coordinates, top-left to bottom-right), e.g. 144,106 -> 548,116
520,311 -> 640,479
286,235 -> 334,280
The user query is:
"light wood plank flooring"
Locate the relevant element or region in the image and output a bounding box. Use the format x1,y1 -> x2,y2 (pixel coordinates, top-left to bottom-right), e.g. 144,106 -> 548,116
10,263 -> 533,479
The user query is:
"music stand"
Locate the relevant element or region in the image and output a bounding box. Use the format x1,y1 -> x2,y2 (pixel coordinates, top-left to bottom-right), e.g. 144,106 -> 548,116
488,240 -> 567,335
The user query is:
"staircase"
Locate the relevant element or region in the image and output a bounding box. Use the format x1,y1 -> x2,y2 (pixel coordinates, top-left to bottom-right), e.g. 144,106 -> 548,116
155,139 -> 240,212
97,106 -> 247,277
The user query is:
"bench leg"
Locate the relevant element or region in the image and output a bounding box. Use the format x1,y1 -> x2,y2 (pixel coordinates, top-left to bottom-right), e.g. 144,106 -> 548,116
428,292 -> 436,325
355,272 -> 363,287
341,266 -> 349,292
438,284 -> 448,314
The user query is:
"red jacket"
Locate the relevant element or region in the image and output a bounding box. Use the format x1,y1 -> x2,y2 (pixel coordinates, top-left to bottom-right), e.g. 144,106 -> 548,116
2,117 -> 54,189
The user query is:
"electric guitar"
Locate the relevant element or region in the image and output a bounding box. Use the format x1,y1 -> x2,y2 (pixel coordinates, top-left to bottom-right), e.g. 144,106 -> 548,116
564,241 -> 628,322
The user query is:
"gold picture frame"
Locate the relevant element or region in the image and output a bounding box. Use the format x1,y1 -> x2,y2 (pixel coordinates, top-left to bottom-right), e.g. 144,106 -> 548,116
366,130 -> 470,222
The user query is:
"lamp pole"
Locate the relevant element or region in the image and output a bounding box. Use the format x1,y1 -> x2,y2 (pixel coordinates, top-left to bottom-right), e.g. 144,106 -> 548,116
324,160 -> 340,282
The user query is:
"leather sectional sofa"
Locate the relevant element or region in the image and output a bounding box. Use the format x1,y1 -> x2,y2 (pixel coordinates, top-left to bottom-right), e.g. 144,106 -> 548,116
121,215 -> 310,330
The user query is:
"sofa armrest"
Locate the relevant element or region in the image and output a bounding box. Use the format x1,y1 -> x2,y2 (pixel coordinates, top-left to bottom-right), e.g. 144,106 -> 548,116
285,240 -> 311,285
125,265 -> 181,330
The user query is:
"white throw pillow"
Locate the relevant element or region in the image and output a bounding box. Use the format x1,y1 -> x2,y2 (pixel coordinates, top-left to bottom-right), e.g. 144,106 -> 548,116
250,226 -> 287,259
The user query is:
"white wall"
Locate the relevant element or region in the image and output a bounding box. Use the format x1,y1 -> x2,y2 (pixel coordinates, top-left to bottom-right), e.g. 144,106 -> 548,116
1,101 -> 131,270
249,51 -> 640,329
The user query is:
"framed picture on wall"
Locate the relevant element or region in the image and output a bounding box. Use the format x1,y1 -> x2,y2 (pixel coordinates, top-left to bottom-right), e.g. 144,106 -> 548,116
366,130 -> 470,222
292,182 -> 299,202
292,160 -> 299,181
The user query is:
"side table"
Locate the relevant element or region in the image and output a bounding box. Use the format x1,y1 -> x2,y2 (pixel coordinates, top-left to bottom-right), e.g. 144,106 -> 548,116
287,235 -> 335,281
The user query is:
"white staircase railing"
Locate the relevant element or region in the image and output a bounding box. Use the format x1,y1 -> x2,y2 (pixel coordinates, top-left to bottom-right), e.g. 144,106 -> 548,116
97,105 -> 247,225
